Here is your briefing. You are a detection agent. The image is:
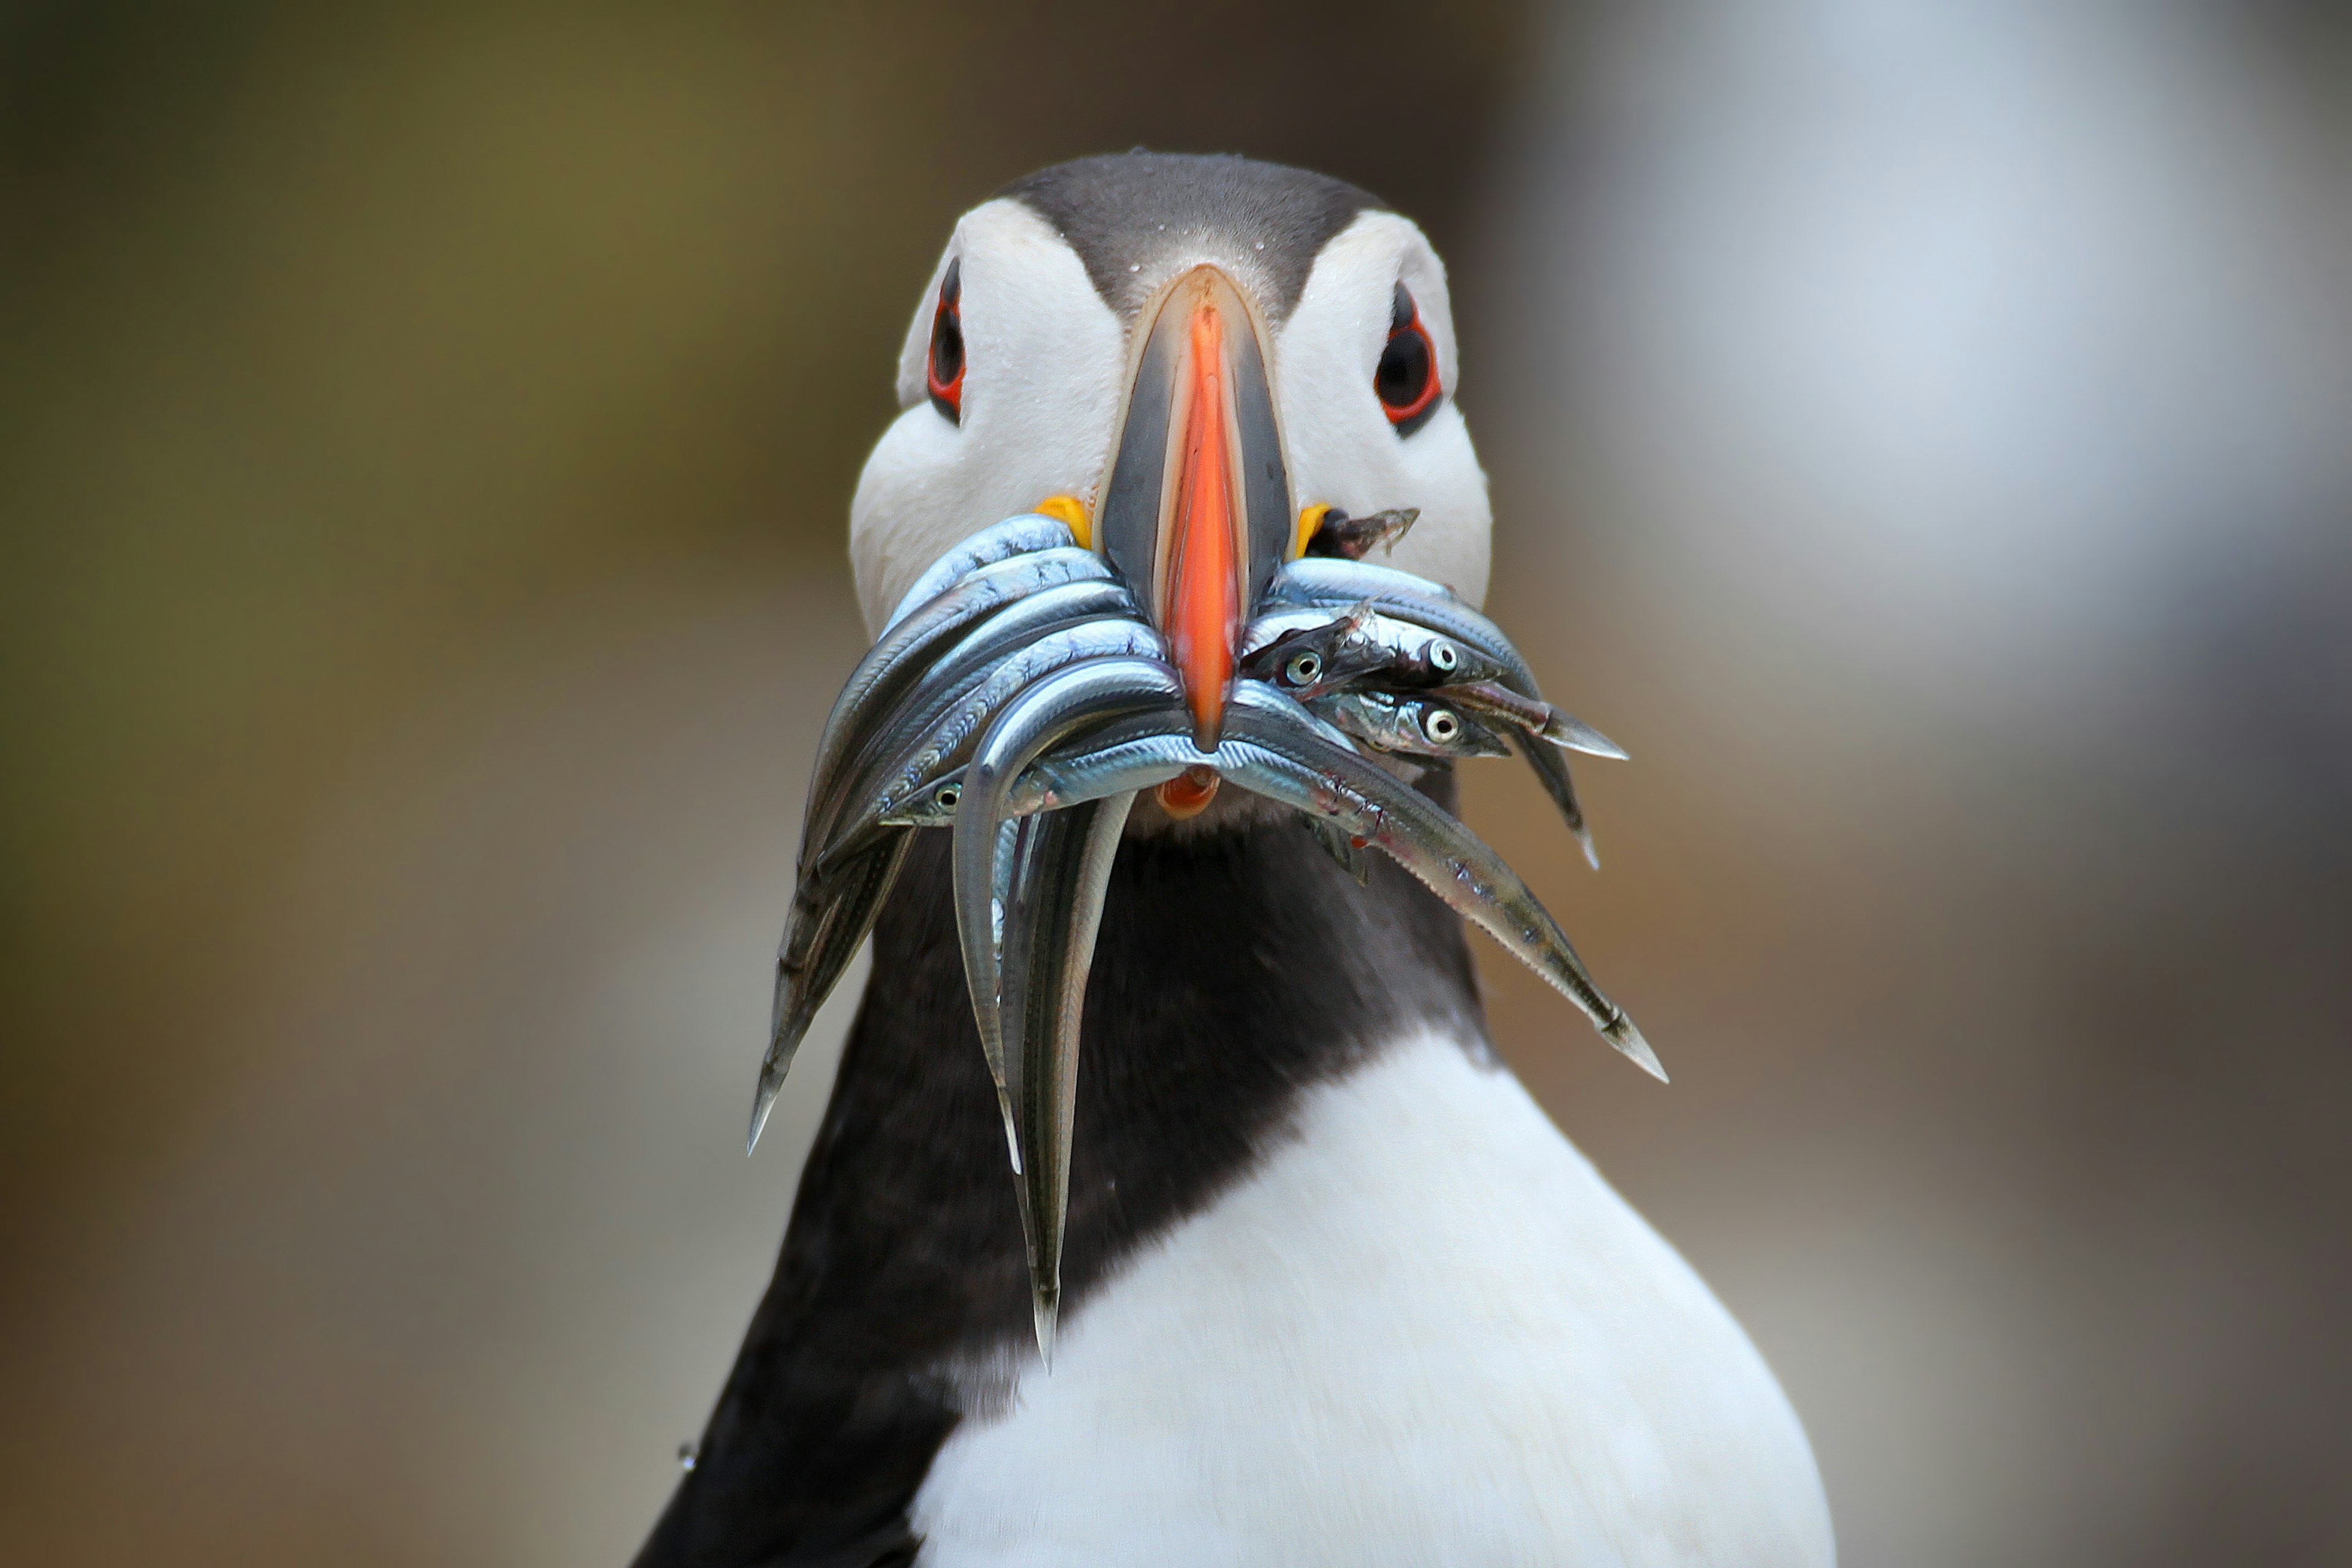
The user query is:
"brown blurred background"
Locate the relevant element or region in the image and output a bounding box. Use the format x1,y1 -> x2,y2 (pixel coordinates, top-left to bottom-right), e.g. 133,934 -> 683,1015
4,1 -> 2348,1563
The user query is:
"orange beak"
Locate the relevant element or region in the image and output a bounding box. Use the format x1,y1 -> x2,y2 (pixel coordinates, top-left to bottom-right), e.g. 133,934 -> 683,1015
1095,267 -> 1292,809
1164,299 -> 1242,750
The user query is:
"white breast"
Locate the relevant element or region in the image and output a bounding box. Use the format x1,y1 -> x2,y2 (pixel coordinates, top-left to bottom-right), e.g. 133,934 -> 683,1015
910,1031 -> 1836,1567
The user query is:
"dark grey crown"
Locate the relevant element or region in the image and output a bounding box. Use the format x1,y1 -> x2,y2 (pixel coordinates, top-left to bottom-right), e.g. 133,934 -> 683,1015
1000,151 -> 1388,328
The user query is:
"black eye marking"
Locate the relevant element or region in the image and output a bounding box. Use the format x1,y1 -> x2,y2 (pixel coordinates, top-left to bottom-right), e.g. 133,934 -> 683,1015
1375,281 -> 1442,437
927,256 -> 965,423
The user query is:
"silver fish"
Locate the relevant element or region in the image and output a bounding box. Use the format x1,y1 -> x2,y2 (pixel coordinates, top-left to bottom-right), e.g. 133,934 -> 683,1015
749,829 -> 912,1151
1238,603 -> 1366,660
798,593 -> 1137,894
875,708 -> 1206,828
998,788 -> 1136,1363
894,715 -> 1366,831
1262,559 -> 1532,691
802,546 -> 1113,862
881,513 -> 1076,632
804,582 -> 1136,866
952,656 -> 1184,1158
1262,559 -> 1607,866
886,688 -> 1382,829
759,547 -> 1123,1149
779,627 -> 1166,1153
1363,614 -> 1512,688
1303,607 -> 1517,690
1214,684 -> 1664,1080
821,617 -> 1168,878
1237,603 -> 1394,698
921,579 -> 1139,698
1313,688 -> 1512,760
1301,505 -> 1418,560
878,772 -> 975,829
1245,602 -> 1510,704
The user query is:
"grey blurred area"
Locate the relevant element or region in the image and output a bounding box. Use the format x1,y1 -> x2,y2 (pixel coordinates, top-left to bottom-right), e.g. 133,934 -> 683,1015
2,2 -> 2345,1564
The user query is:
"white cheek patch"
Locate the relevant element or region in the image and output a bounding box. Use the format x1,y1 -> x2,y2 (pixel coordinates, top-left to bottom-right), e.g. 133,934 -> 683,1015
854,200 -> 1125,632
1276,212 -> 1492,608
1379,406 -> 1491,609
849,404 -> 970,633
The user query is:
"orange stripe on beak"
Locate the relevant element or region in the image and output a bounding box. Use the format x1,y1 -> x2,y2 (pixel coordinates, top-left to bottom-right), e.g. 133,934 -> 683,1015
1096,265 -> 1291,821
1164,300 -> 1241,753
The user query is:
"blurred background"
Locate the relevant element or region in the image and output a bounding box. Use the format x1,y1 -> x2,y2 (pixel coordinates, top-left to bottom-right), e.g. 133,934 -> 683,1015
4,1 -> 2348,1562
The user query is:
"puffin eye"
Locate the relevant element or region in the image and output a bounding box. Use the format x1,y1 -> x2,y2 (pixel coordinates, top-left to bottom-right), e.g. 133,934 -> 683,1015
926,257 -> 965,423
1283,650 -> 1323,687
1375,282 -> 1442,437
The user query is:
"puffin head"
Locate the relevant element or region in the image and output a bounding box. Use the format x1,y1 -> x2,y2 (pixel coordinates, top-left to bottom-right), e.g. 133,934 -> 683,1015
849,151 -> 1492,752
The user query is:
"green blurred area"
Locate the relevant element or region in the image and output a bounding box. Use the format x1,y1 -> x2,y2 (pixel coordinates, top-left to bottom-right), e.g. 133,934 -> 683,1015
0,0 -> 1525,1250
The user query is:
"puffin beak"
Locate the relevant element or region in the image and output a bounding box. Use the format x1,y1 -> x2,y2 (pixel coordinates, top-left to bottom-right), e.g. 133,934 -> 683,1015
1097,267 -> 1292,795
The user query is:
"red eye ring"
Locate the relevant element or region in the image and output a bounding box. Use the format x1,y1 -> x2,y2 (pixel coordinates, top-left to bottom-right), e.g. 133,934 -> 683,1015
927,257 -> 965,423
1376,282 -> 1442,437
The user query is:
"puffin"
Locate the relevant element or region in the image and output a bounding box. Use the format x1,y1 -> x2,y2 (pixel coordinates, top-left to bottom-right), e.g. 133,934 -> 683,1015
632,152 -> 1834,1568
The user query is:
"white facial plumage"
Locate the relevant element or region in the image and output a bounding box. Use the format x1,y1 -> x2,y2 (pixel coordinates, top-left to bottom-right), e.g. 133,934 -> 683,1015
849,199 -> 1493,633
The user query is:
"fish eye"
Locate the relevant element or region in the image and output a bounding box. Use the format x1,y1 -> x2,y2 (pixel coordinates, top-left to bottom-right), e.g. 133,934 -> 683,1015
1284,650 -> 1323,686
935,783 -> 962,809
1376,282 -> 1442,436
1428,639 -> 1459,673
1424,709 -> 1461,744
926,257 -> 965,424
